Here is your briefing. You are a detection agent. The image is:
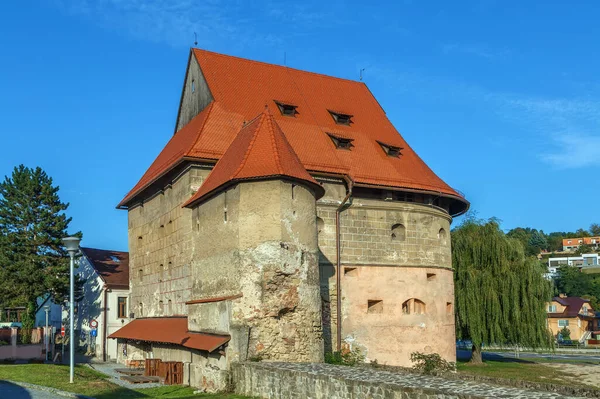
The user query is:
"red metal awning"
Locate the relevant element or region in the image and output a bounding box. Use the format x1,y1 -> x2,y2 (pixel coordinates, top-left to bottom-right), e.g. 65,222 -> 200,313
108,317 -> 229,353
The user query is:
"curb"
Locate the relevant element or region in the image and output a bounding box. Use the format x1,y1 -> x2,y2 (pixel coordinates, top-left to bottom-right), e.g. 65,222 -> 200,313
4,380 -> 95,399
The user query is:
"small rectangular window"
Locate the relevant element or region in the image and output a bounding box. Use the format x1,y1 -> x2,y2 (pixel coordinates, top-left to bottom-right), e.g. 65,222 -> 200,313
329,110 -> 353,125
118,297 -> 127,318
275,101 -> 297,117
548,305 -> 557,313
367,300 -> 383,314
344,267 -> 358,276
327,133 -> 353,150
558,319 -> 569,327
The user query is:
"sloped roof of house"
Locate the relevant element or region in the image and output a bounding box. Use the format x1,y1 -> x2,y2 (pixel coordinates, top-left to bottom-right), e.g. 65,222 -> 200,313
108,316 -> 229,352
183,108 -> 324,207
80,247 -> 129,289
548,296 -> 592,318
118,49 -> 468,214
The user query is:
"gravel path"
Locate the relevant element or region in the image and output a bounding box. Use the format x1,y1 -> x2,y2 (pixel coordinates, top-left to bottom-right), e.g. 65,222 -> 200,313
87,363 -> 161,389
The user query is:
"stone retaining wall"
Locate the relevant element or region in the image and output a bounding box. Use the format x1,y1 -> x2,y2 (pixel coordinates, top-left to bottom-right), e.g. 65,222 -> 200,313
231,362 -> 584,399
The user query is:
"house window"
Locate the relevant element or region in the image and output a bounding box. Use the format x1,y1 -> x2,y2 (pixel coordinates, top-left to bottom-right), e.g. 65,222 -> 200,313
328,110 -> 353,125
377,141 -> 403,158
558,320 -> 569,327
327,133 -> 353,150
438,228 -> 447,245
191,79 -> 196,93
548,305 -> 557,313
118,297 -> 127,319
275,101 -> 297,117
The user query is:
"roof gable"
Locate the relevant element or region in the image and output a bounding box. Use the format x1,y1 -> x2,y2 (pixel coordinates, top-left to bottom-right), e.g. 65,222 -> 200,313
183,108 -> 324,207
81,247 -> 129,289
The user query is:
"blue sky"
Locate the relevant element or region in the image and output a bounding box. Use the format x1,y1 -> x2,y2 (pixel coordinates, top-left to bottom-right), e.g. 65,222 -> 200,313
1,1 -> 599,251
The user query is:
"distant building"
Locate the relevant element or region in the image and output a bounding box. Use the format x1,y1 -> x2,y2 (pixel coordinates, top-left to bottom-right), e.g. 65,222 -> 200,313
563,237 -> 600,252
546,295 -> 597,342
545,253 -> 600,279
72,247 -> 130,361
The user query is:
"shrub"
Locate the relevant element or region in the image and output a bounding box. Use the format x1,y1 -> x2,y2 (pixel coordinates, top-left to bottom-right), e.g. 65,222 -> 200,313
325,346 -> 365,366
558,327 -> 571,341
410,352 -> 455,375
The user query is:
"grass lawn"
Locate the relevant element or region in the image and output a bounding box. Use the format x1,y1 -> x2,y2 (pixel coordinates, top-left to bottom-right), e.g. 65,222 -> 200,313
457,360 -> 596,389
0,364 -> 250,398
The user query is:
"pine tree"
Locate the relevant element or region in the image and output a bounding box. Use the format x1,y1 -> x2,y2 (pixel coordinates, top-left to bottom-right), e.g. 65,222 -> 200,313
0,165 -> 81,328
453,217 -> 553,363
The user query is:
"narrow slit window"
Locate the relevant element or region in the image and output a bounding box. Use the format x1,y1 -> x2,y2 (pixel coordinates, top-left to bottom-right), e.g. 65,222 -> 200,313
118,297 -> 127,319
367,300 -> 383,314
191,79 -> 196,93
168,299 -> 172,315
329,110 -> 353,125
327,133 -> 354,150
446,302 -> 453,314
138,269 -> 143,282
438,228 -> 447,245
275,101 -> 297,117
427,273 -> 436,281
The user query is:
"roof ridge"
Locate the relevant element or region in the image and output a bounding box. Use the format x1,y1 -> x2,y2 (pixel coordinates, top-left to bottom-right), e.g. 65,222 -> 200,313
193,48 -> 366,86
267,113 -> 284,175
231,113 -> 265,179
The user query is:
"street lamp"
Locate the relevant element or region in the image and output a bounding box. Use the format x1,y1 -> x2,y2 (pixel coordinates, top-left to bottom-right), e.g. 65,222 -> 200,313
43,305 -> 50,362
62,236 -> 80,384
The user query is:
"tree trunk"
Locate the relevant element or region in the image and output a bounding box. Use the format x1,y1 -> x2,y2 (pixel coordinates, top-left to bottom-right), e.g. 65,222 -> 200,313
470,344 -> 483,364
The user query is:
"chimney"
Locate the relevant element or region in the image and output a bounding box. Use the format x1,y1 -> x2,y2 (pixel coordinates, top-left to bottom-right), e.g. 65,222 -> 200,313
559,293 -> 567,298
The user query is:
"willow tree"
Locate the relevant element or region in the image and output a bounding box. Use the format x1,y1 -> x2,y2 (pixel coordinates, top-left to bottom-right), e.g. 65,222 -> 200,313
452,217 -> 553,363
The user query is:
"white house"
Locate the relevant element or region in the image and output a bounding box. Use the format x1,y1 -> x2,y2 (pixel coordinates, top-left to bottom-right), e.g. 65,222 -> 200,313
72,247 -> 130,361
546,253 -> 600,279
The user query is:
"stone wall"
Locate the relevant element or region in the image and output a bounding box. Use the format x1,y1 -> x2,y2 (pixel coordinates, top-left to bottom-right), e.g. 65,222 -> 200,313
232,362 -> 577,399
128,166 -> 210,318
188,180 -> 323,366
317,180 -> 455,365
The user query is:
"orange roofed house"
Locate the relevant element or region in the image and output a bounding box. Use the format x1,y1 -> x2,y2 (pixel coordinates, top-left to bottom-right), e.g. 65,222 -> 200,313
547,295 -> 598,342
110,49 -> 469,391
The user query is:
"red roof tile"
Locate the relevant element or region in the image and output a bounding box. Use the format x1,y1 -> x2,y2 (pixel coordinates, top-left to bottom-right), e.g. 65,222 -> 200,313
119,49 -> 468,213
80,247 -> 129,289
108,317 -> 229,352
183,108 -> 324,207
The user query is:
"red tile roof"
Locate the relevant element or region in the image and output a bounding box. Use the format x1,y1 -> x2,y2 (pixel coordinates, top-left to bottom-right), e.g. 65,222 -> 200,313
118,49 -> 468,214
80,247 -> 129,289
108,317 -> 229,352
183,108 -> 325,207
548,296 -> 593,318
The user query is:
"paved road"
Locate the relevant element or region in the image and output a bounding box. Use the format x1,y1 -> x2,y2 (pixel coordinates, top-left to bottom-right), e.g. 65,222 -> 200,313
457,349 -> 600,362
0,381 -> 57,399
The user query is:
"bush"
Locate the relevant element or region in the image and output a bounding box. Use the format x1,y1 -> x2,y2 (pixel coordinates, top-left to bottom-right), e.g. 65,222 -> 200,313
410,352 -> 455,375
558,327 -> 571,341
325,346 -> 365,366
0,340 -> 9,346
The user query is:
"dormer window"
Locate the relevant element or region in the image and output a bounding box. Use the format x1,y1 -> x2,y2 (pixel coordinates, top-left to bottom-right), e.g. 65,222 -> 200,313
378,141 -> 403,158
329,110 -> 353,125
275,101 -> 297,117
327,133 -> 354,150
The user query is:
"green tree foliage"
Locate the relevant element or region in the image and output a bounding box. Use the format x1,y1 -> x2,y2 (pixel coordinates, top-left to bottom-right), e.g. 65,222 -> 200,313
0,165 -> 81,328
576,228 -> 591,238
506,227 -> 547,256
453,217 -> 553,363
555,266 -> 600,307
575,244 -> 597,255
590,224 -> 600,236
528,230 -> 548,255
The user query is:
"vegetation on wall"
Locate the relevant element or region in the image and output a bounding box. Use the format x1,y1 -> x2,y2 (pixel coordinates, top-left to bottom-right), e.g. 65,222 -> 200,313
452,216 -> 554,363
0,165 -> 83,326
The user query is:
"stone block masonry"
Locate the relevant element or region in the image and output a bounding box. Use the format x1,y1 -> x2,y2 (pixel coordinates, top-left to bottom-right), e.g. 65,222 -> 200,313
232,362 -> 585,399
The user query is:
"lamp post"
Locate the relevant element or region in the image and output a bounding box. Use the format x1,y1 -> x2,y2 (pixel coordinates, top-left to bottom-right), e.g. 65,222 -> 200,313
43,305 -> 50,362
62,236 -> 80,384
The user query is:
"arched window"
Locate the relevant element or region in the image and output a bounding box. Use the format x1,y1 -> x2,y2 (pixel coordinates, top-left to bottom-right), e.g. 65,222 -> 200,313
391,223 -> 406,241
168,299 -> 173,315
159,300 -> 164,314
438,228 -> 447,245
402,298 -> 426,315
139,303 -> 144,317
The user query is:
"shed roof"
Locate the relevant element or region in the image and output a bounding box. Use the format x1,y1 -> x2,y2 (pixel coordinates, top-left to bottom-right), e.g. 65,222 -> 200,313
108,317 -> 229,352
